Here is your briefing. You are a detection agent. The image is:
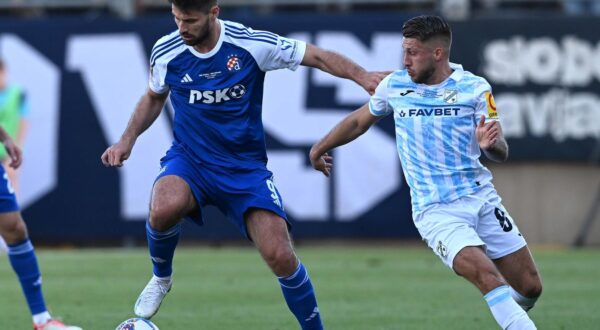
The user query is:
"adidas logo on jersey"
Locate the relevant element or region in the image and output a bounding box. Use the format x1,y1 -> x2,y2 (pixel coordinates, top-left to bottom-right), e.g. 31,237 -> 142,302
188,84 -> 246,104
181,73 -> 193,83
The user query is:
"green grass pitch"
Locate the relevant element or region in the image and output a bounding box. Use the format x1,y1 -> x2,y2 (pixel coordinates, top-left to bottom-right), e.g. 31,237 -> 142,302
1,246 -> 599,329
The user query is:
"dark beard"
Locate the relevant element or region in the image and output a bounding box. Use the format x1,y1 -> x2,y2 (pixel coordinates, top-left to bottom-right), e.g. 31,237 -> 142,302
182,23 -> 211,46
412,66 -> 436,84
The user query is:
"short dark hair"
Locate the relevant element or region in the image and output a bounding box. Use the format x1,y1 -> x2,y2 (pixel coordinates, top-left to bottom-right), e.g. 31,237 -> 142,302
402,15 -> 452,48
168,0 -> 217,12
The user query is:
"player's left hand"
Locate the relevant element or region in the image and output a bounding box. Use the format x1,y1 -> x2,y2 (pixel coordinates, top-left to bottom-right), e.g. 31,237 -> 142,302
358,71 -> 392,95
476,115 -> 499,150
3,139 -> 22,169
310,151 -> 333,177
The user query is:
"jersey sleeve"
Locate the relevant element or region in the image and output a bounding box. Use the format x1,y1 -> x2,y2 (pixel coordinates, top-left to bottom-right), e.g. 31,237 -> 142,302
148,34 -> 177,95
369,74 -> 393,117
223,21 -> 306,72
260,35 -> 306,71
149,63 -> 169,94
474,79 -> 498,123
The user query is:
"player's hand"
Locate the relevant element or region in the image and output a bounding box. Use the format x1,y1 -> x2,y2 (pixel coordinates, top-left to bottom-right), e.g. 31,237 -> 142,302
3,139 -> 22,169
476,115 -> 499,150
101,138 -> 134,167
309,150 -> 333,177
358,71 -> 392,95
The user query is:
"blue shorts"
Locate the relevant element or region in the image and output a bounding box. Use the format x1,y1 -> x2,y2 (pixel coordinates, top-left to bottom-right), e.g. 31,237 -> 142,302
155,144 -> 289,239
0,166 -> 19,213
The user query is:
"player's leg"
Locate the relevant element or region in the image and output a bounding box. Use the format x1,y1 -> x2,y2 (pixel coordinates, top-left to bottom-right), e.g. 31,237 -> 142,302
453,246 -> 535,329
245,208 -> 323,330
135,174 -> 198,319
494,247 -> 542,311
0,212 -> 82,330
0,211 -> 47,320
478,198 -> 543,312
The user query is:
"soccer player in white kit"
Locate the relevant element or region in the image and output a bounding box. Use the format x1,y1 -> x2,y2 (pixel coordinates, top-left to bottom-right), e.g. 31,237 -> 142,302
309,15 -> 542,329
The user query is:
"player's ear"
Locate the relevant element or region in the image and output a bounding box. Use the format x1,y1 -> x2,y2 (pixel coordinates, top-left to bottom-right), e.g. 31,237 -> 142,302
209,5 -> 219,19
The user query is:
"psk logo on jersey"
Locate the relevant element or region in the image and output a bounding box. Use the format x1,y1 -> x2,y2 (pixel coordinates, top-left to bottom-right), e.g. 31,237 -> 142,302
181,73 -> 193,83
443,89 -> 458,104
188,84 -> 247,104
399,110 -> 406,117
229,84 -> 246,99
226,54 -> 242,71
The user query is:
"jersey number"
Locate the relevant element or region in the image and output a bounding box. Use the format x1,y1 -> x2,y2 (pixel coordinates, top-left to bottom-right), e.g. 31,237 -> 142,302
494,207 -> 513,232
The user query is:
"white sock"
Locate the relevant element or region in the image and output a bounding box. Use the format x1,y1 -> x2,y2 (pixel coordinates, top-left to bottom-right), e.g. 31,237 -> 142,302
33,311 -> 52,325
484,285 -> 536,330
510,287 -> 538,312
153,274 -> 172,282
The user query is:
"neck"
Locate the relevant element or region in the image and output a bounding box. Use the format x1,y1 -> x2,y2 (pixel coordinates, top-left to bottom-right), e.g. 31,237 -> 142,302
425,62 -> 453,85
193,19 -> 221,54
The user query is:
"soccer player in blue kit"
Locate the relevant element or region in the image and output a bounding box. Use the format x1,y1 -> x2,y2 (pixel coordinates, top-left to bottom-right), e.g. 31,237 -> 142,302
0,125 -> 81,330
309,16 -> 542,329
101,0 -> 386,328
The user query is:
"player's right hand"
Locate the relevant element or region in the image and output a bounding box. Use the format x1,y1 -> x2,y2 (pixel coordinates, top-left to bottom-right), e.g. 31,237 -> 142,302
101,139 -> 134,167
310,151 -> 333,177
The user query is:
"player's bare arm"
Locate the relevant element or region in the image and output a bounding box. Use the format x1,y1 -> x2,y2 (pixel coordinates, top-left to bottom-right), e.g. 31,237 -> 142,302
310,103 -> 380,177
301,44 -> 389,95
476,115 -> 508,163
0,125 -> 22,169
101,89 -> 168,167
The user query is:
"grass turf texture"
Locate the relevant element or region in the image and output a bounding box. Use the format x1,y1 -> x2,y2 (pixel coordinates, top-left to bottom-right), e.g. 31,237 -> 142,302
0,246 -> 598,329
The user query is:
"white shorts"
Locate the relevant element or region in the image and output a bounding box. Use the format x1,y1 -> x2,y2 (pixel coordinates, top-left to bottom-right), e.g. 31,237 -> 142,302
414,185 -> 527,269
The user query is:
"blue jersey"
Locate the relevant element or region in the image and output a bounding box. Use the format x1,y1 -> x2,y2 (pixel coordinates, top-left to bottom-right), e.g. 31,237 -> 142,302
369,63 -> 499,214
149,19 -> 306,169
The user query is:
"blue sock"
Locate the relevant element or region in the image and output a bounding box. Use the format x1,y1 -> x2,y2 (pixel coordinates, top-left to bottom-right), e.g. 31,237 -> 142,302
146,222 -> 181,277
278,262 -> 323,330
7,239 -> 47,315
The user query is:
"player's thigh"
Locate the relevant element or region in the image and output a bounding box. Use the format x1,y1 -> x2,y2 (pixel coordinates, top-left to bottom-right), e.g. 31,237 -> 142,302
415,202 -> 484,269
477,202 -> 527,262
245,208 -> 296,274
493,246 -> 542,297
0,211 -> 27,243
150,175 -> 197,227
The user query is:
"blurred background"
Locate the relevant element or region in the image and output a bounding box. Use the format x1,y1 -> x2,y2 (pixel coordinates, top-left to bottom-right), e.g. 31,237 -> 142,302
0,0 -> 599,247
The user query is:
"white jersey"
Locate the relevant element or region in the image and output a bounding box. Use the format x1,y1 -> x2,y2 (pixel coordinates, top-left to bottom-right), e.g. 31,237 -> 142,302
369,63 -> 499,214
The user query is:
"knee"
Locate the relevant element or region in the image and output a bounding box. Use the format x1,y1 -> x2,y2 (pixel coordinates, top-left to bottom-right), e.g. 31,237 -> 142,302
262,246 -> 297,276
522,279 -> 543,298
149,202 -> 181,232
2,218 -> 27,243
473,268 -> 506,293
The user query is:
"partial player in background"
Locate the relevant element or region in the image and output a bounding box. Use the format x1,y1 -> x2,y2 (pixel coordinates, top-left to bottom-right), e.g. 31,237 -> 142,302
101,0 -> 386,329
0,58 -> 28,196
0,58 -> 29,254
309,15 -> 542,329
0,125 -> 82,330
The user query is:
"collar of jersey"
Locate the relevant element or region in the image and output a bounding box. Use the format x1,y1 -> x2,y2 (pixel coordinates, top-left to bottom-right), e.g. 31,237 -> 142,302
187,19 -> 225,59
448,62 -> 464,82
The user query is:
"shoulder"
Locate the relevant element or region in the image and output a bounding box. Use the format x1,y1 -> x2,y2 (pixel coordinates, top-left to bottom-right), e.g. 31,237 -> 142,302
458,70 -> 491,94
150,30 -> 186,67
221,20 -> 279,48
387,69 -> 412,88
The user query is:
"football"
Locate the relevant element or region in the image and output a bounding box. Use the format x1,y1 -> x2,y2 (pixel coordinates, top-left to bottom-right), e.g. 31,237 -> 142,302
115,318 -> 159,330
